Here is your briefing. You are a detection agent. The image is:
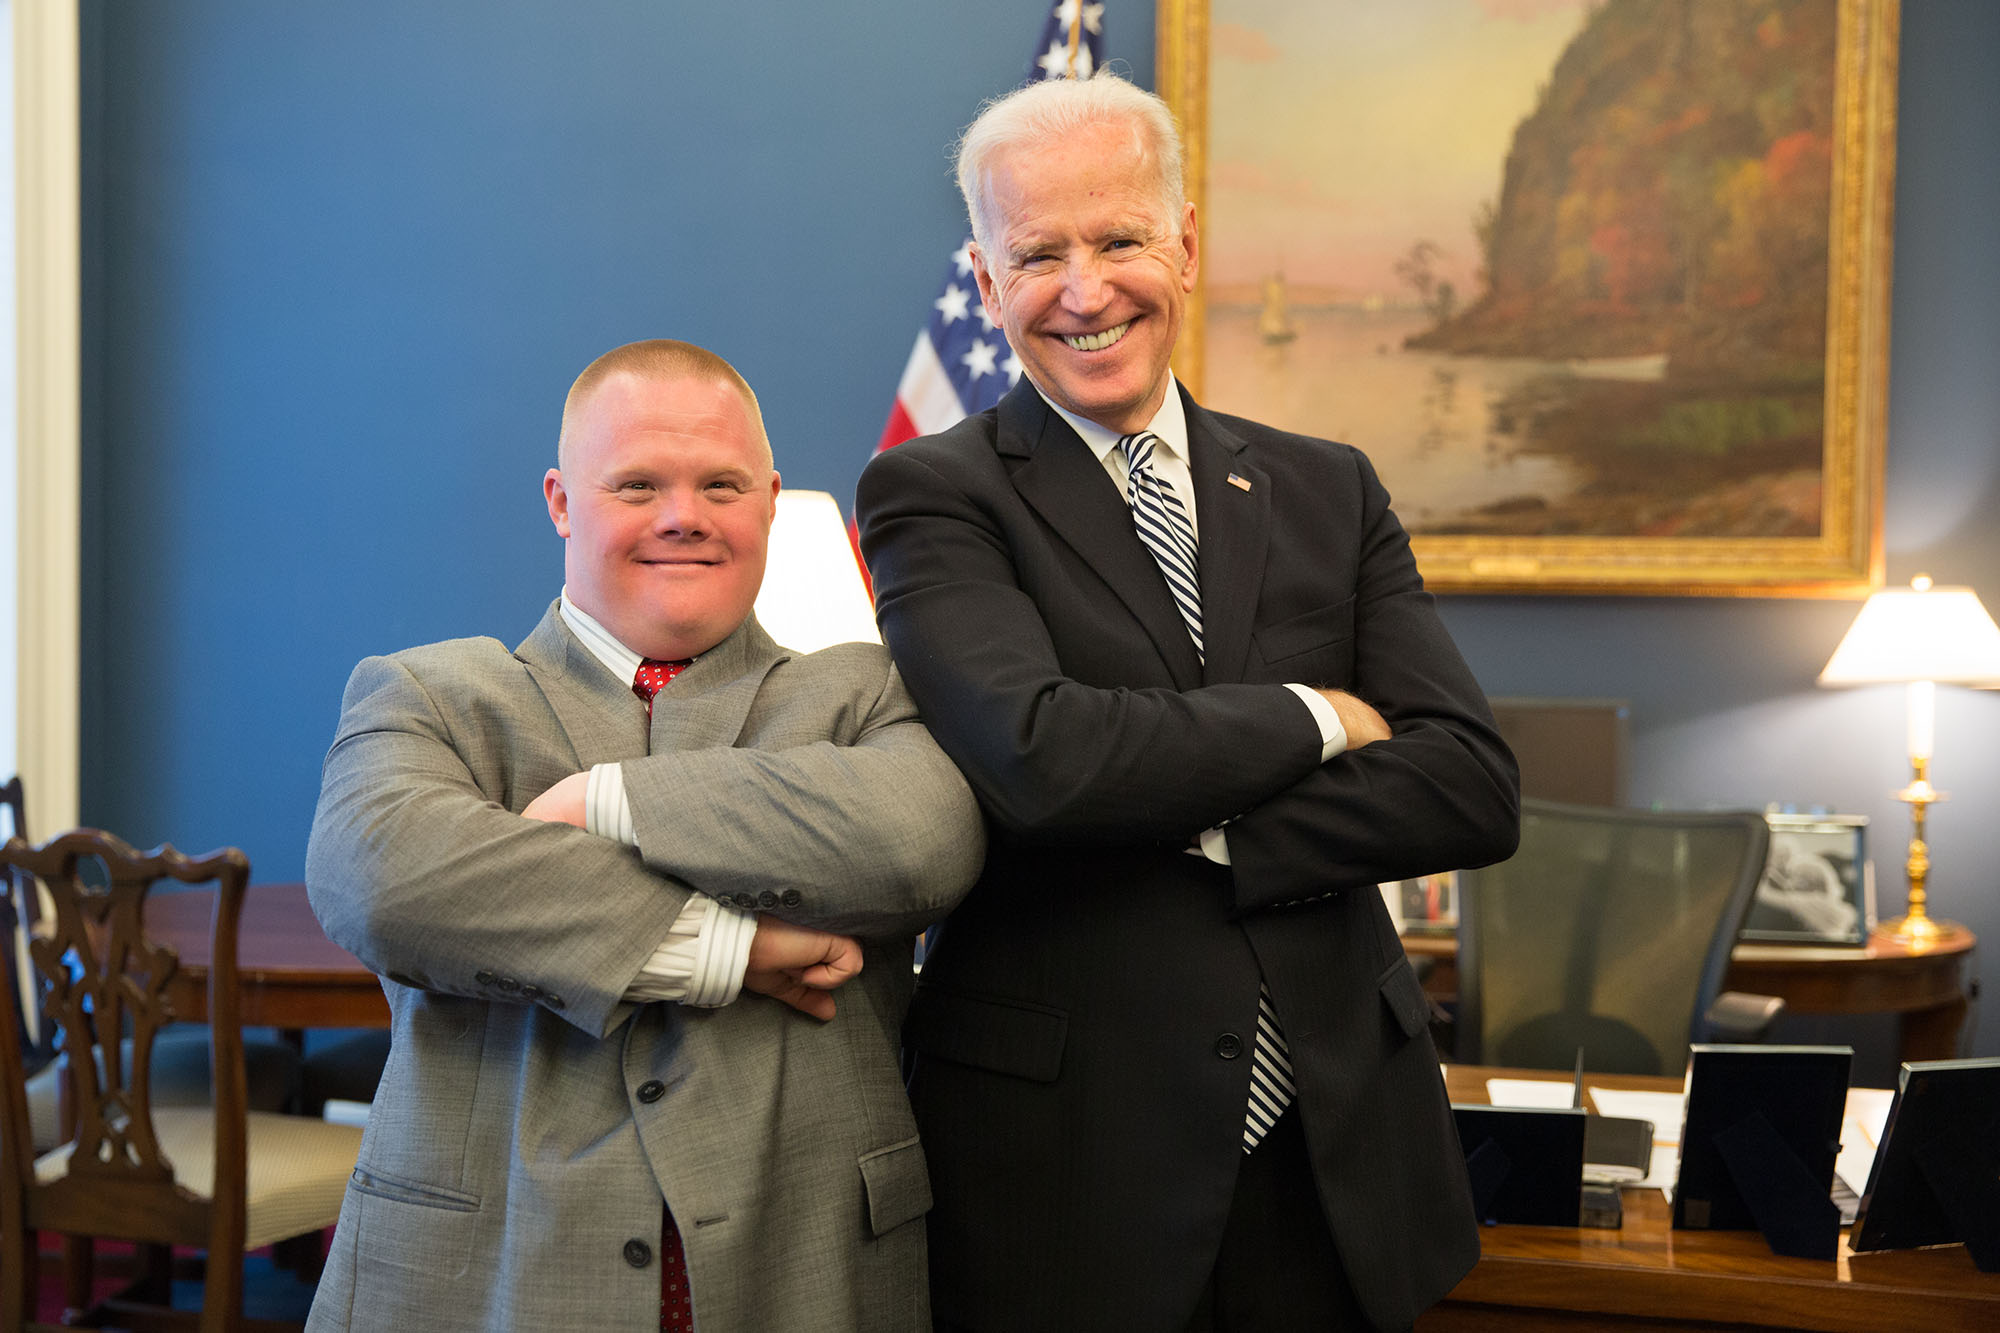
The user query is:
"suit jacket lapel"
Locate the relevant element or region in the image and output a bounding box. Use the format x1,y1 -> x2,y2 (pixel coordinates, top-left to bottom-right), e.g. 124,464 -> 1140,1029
999,382 -> 1204,687
1183,390 -> 1270,687
645,614 -> 787,752
514,601 -> 788,764
516,601 -> 649,768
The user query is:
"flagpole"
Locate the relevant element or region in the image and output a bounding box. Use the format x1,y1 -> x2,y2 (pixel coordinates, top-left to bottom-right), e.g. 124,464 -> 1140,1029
1064,10 -> 1084,76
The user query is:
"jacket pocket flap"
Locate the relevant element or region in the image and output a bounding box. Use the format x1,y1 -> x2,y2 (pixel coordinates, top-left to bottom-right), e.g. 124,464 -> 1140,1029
1377,955 -> 1433,1041
904,986 -> 1068,1083
1253,598 -> 1355,666
858,1135 -> 932,1238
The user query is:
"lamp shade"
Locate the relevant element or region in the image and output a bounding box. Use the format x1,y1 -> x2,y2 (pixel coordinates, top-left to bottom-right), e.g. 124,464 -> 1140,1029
1818,577 -> 2000,687
752,490 -> 881,654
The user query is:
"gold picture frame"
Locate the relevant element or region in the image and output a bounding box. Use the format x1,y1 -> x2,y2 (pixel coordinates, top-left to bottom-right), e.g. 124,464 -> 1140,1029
1158,0 -> 1896,596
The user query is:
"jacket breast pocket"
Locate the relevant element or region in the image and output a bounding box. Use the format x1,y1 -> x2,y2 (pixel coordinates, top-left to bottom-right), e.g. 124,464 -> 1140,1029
1253,598 -> 1356,683
903,985 -> 1068,1083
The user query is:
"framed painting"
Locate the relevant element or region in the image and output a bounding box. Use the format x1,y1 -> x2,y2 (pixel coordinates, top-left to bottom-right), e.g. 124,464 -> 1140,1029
1158,0 -> 1896,595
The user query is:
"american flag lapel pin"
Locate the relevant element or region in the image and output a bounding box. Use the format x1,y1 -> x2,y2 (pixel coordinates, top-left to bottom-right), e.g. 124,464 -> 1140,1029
1227,473 -> 1252,492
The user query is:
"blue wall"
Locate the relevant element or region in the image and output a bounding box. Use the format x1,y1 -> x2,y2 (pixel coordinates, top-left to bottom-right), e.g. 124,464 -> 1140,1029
81,3 -> 1998,1073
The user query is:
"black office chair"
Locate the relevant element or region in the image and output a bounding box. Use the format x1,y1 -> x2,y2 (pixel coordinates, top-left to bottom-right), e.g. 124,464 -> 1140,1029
1454,799 -> 1784,1077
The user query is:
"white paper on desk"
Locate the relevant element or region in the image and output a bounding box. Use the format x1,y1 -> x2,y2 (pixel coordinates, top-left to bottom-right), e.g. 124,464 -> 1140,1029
1484,1077 -> 1579,1108
1586,1088 -> 1686,1146
1639,1143 -> 1682,1196
1836,1087 -> 1896,1200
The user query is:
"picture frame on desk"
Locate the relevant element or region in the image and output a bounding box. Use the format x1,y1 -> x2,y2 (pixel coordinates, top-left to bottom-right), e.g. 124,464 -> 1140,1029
1382,871 -> 1458,936
1741,813 -> 1874,945
1851,1056 -> 2000,1270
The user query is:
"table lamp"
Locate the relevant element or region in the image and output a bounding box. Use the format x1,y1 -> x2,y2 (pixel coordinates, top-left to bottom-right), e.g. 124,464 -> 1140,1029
752,490 -> 881,653
1817,574 -> 2000,945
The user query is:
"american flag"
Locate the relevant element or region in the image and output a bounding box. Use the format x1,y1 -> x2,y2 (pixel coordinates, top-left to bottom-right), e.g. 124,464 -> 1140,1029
874,2 -> 1107,454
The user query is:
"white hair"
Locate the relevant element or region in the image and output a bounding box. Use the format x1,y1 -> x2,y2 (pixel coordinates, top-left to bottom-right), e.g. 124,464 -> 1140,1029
952,73 -> 1186,264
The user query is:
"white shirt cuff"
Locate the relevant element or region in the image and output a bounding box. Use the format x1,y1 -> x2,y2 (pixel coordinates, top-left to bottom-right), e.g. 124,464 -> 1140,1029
1283,683 -> 1350,761
625,895 -> 757,1007
596,762 -> 756,1006
1193,686 -> 1351,864
584,763 -> 636,844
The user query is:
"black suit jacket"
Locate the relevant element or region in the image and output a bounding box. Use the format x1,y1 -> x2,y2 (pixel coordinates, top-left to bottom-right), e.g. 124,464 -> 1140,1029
856,380 -> 1519,1330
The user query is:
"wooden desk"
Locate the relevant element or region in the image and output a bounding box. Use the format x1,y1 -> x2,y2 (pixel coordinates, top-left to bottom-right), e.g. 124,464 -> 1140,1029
1402,927 -> 1976,1063
1423,1065 -> 2000,1331
148,881 -> 389,1030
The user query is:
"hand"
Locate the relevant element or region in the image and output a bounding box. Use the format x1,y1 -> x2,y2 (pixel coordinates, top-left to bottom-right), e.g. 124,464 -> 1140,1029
743,916 -> 863,1021
521,772 -> 590,827
1315,689 -> 1392,748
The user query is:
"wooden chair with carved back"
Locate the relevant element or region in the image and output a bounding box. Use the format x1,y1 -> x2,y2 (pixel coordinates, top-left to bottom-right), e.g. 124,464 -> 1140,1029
0,829 -> 363,1332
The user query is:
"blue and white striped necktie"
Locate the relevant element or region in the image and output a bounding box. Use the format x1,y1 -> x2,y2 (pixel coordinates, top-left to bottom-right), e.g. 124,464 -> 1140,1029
1118,431 -> 1296,1152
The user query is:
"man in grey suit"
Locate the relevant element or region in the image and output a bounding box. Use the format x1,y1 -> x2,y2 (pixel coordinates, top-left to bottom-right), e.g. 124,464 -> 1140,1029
305,339 -> 983,1331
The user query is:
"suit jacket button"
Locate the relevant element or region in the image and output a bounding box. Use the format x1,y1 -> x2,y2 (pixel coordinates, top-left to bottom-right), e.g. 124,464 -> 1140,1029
494,976 -> 520,993
623,1238 -> 652,1268
545,993 -> 566,1010
637,1080 -> 666,1104
781,889 -> 802,908
474,970 -> 496,986
520,984 -> 542,1000
757,891 -> 778,908
1215,1033 -> 1243,1059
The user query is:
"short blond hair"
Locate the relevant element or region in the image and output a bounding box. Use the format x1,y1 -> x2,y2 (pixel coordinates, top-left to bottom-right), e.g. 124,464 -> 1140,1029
556,339 -> 771,471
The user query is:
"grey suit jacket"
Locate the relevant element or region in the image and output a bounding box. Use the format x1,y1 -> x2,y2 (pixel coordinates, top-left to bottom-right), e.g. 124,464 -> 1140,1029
303,603 -> 983,1332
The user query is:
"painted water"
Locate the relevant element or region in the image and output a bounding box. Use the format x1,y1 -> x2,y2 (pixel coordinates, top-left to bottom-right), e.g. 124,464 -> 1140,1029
1205,304 -> 1588,533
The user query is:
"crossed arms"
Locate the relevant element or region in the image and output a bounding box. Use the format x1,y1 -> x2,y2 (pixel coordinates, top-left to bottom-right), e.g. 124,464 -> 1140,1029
306,643 -> 983,1037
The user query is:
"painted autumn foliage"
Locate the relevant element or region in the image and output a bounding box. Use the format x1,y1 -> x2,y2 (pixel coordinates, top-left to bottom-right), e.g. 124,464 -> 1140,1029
1411,0 -> 1834,377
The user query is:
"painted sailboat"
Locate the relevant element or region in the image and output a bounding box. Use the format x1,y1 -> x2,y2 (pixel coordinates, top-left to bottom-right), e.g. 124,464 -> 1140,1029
1258,274 -> 1298,345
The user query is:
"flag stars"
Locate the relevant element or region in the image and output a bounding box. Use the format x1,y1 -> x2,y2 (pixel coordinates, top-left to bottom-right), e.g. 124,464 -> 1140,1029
977,304 -> 997,334
951,240 -> 976,277
1036,40 -> 1095,80
962,340 -> 999,381
1053,0 -> 1105,37
935,284 -> 972,325
1001,349 -> 1023,386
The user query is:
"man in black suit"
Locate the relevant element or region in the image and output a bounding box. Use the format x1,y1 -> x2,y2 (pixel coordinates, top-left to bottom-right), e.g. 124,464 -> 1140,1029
856,74 -> 1520,1331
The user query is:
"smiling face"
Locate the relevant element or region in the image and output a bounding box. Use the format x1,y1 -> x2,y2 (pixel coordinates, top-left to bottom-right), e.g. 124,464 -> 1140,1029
970,118 -> 1198,435
544,369 -> 779,660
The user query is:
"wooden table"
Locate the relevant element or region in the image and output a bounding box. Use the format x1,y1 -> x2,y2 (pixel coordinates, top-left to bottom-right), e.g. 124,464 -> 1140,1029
148,881 -> 389,1030
1422,1064 -> 2000,1331
1402,926 -> 1976,1063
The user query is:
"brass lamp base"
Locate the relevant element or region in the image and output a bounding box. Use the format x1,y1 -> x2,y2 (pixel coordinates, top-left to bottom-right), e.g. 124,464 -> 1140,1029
1876,759 -> 1956,951
1871,911 -> 1962,949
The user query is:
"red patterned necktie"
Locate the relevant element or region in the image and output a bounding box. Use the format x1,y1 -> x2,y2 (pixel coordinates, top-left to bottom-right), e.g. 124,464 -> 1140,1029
632,658 -> 691,715
637,655 -> 696,1330
660,1208 -> 692,1331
